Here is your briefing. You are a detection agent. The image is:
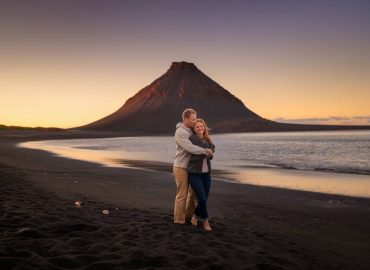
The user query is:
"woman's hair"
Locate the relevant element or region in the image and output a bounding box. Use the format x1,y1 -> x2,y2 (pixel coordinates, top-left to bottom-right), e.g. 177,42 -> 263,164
193,118 -> 212,143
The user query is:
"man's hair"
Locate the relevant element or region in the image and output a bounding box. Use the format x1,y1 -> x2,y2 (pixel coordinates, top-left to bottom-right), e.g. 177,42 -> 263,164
182,108 -> 197,120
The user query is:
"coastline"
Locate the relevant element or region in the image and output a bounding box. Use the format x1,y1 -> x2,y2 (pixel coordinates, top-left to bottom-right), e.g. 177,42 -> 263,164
17,132 -> 370,198
1,130 -> 370,269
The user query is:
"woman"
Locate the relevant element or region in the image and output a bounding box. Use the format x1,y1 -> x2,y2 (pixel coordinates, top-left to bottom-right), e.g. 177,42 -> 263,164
188,118 -> 215,232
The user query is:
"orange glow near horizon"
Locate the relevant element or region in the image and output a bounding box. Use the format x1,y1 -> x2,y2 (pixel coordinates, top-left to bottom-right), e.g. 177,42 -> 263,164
1,60 -> 370,128
1,57 -> 369,128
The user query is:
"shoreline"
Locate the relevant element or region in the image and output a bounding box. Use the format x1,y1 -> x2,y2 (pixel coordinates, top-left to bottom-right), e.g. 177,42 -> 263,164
1,130 -> 370,269
17,133 -> 370,199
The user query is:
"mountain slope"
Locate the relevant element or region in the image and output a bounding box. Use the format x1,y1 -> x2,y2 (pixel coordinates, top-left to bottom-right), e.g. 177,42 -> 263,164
77,62 -> 369,134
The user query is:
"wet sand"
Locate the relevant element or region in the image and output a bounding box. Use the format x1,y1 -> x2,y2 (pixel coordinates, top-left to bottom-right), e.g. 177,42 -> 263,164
1,130 -> 370,270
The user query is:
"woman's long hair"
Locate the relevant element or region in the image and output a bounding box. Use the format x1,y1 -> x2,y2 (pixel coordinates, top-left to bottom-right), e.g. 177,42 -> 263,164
193,118 -> 212,144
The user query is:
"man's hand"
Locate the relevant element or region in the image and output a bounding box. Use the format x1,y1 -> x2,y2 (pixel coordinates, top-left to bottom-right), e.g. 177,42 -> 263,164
204,148 -> 213,157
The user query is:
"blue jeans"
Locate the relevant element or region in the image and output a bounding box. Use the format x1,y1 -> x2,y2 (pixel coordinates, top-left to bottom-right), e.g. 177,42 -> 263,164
188,172 -> 211,220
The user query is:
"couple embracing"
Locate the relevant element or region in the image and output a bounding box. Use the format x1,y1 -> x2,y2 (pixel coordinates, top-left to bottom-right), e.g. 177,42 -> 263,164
173,108 -> 215,232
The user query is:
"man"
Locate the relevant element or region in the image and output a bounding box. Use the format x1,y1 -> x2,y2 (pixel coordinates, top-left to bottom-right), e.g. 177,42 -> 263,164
173,108 -> 213,224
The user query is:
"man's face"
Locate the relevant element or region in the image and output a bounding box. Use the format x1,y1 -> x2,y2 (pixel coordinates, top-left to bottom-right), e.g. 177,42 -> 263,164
184,113 -> 197,128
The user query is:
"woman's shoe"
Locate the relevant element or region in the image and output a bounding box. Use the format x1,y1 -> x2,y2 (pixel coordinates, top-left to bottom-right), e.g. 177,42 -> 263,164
203,220 -> 212,232
191,216 -> 198,227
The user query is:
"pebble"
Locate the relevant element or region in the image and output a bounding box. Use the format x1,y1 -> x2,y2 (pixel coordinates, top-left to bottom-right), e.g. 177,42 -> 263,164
74,201 -> 82,207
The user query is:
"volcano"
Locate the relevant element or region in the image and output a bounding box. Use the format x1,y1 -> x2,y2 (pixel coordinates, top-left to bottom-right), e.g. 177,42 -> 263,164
77,61 -> 369,134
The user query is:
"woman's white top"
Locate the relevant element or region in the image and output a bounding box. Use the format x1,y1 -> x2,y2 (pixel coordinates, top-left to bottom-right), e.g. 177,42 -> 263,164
202,157 -> 209,173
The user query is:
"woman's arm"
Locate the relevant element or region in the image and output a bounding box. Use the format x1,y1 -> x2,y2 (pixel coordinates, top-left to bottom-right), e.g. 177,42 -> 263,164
189,134 -> 209,148
210,142 -> 215,153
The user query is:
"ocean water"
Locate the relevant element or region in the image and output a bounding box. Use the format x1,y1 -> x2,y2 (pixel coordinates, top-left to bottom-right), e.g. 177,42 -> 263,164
19,130 -> 370,197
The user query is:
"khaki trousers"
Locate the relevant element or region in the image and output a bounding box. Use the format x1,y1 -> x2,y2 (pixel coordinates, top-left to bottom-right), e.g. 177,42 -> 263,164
173,166 -> 196,224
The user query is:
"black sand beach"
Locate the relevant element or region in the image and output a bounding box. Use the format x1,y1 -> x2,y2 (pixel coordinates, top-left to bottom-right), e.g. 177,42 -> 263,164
1,130 -> 370,270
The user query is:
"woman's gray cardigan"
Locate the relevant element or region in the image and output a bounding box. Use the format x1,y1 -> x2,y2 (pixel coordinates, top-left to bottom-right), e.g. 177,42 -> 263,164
187,134 -> 215,174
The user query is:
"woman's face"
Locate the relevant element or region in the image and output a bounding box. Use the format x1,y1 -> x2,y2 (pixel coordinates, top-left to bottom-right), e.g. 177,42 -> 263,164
194,122 -> 205,136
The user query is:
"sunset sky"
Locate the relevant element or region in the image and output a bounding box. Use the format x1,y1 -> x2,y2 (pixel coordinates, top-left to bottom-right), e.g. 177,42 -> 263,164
1,0 -> 369,128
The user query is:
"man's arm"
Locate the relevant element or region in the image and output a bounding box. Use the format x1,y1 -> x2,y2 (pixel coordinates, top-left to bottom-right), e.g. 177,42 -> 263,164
175,130 -> 208,155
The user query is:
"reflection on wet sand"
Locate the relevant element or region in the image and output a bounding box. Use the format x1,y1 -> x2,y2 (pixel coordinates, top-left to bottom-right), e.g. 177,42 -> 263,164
110,158 -> 370,198
226,168 -> 370,198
